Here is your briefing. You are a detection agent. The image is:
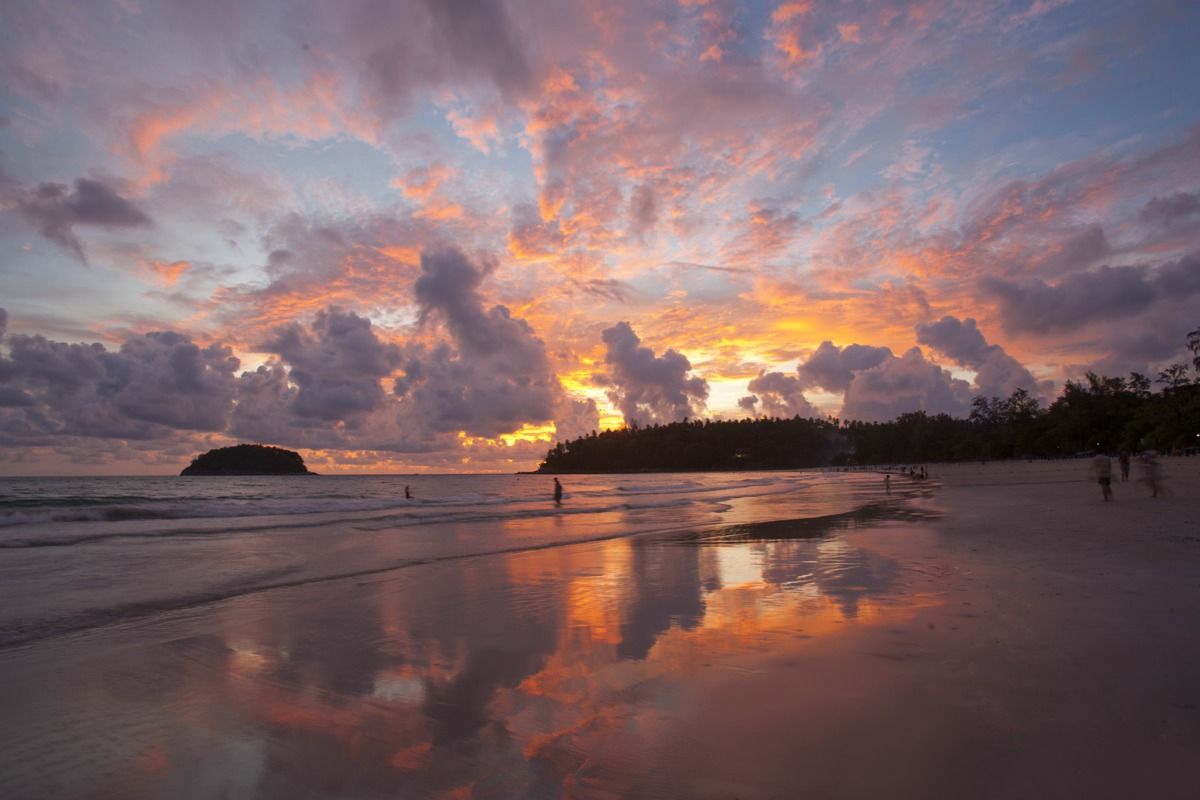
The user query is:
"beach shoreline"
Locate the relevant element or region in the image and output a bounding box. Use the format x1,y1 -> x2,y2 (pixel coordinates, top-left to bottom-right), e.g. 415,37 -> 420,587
1,461 -> 1197,798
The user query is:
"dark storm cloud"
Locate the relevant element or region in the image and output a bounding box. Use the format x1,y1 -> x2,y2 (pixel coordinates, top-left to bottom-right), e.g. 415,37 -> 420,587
840,347 -> 974,423
13,177 -> 152,262
598,322 -> 708,425
1138,191 -> 1200,227
982,254 -> 1200,335
795,341 -> 893,393
743,370 -> 819,418
262,307 -> 402,422
0,329 -> 238,441
396,248 -> 559,437
915,315 -> 1046,399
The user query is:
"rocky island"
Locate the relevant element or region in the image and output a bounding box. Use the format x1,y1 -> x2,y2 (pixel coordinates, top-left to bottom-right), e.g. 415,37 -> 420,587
180,444 -> 315,476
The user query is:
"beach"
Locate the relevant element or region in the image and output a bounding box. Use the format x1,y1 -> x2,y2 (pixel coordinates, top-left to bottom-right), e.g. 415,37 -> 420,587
1,462 -> 1198,798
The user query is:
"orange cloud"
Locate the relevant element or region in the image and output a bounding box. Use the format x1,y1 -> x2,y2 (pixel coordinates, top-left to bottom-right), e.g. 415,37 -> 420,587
393,164 -> 455,200
771,1 -> 812,24
151,259 -> 190,286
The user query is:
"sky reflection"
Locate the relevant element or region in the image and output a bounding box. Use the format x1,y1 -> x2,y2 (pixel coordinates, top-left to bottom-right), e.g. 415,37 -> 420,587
0,501 -> 942,799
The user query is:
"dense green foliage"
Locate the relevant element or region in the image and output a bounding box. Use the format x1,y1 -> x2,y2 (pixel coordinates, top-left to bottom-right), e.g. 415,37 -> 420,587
539,329 -> 1200,472
181,444 -> 313,475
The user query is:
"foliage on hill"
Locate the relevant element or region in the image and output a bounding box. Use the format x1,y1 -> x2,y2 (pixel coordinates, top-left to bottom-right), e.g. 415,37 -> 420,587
181,444 -> 314,475
539,328 -> 1200,472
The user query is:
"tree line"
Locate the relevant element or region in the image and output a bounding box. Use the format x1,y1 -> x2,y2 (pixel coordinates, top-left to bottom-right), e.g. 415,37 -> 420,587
537,327 -> 1200,472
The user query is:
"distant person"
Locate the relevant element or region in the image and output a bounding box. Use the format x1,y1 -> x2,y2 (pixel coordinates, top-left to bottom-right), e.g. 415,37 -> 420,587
885,473 -> 891,494
1089,454 -> 1113,501
405,485 -> 412,499
1118,452 -> 1131,482
553,477 -> 563,505
1138,451 -> 1161,498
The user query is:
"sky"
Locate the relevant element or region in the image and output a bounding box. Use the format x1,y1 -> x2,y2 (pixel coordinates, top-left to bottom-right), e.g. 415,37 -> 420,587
1,0 -> 1198,475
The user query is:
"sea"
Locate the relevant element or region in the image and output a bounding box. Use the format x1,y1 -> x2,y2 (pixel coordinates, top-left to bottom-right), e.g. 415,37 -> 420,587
0,470 -> 913,651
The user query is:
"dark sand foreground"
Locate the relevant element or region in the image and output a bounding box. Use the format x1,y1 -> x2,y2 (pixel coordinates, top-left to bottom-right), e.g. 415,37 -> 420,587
1,460 -> 1198,799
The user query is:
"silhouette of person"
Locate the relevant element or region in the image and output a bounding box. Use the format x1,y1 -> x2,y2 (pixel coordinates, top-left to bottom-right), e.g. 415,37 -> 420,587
1089,454 -> 1113,501
553,477 -> 563,505
884,473 -> 891,494
1118,452 -> 1130,482
405,485 -> 412,499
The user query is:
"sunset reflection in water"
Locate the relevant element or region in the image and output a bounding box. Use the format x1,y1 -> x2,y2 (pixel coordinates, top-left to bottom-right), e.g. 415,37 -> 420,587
3,497 -> 944,799
213,505 -> 935,798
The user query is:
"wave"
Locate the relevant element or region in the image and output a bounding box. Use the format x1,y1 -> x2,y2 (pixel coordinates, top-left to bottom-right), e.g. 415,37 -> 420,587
0,495 -> 705,549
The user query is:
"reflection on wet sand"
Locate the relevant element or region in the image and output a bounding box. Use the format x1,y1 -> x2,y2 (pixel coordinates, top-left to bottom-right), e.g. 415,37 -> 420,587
0,501 -> 938,799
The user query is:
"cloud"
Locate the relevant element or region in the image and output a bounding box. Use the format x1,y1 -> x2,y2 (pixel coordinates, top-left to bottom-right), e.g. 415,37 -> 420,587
261,307 -> 402,423
346,0 -> 534,121
725,200 -> 806,263
982,254 -> 1200,335
227,360 -> 305,445
0,307 -> 6,340
1138,191 -> 1200,227
628,183 -> 658,239
1035,224 -> 1109,276
552,395 -> 599,443
915,315 -> 1047,399
507,203 -> 564,262
13,177 -> 153,262
395,248 -> 560,438
599,322 -> 708,425
742,370 -> 820,418
422,0 -> 532,98
795,341 -> 893,393
841,347 -> 974,423
914,316 -> 989,364
0,329 -> 238,441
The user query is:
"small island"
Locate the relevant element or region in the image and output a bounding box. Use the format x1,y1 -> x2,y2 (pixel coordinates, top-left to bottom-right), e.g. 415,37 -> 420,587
181,444 -> 315,476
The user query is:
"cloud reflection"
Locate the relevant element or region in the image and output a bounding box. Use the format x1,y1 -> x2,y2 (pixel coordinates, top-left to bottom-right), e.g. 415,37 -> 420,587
31,501 -> 937,797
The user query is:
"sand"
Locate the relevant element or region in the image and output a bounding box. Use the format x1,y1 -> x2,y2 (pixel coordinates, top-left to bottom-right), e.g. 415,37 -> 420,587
0,458 -> 1197,799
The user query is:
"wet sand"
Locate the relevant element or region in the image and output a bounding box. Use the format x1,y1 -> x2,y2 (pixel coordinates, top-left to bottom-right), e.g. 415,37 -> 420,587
1,460 -> 1198,798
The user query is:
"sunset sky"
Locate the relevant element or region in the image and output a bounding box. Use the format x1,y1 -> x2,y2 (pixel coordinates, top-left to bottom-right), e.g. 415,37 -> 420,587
1,0 -> 1198,474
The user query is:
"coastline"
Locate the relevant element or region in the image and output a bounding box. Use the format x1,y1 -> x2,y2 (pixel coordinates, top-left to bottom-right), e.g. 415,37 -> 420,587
0,461 -> 1196,797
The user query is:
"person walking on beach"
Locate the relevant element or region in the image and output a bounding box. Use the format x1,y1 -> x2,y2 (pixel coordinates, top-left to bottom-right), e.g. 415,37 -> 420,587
1089,454 -> 1113,501
405,485 -> 412,499
1118,452 -> 1131,481
884,473 -> 891,494
553,477 -> 563,505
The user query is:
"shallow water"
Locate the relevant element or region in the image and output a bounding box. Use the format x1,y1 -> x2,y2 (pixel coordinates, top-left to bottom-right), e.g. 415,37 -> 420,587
0,469 -> 942,798
0,471 -> 918,649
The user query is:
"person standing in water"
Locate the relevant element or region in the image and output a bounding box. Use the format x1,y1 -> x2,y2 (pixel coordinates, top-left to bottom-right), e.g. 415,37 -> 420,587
405,485 -> 412,499
553,477 -> 563,505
